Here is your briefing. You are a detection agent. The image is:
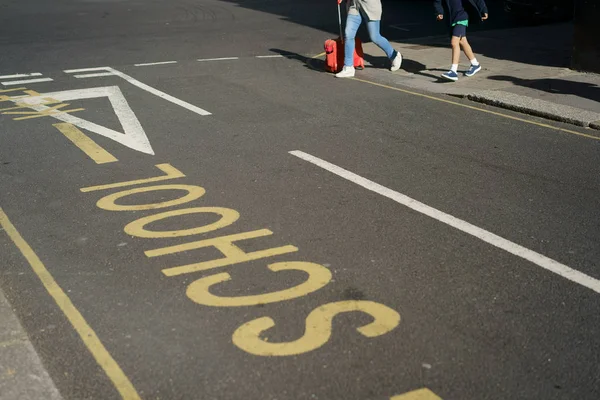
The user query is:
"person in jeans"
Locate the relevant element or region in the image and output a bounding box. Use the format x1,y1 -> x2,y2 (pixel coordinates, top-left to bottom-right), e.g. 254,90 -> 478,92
335,0 -> 403,78
435,0 -> 489,81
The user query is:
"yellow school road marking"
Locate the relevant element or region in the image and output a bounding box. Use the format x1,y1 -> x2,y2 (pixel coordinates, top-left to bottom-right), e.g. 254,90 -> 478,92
232,300 -> 400,356
186,262 -> 332,307
350,77 -> 600,141
53,123 -> 118,164
391,388 -> 442,400
96,184 -> 206,211
152,229 -> 299,277
79,163 -> 400,358
0,208 -> 141,400
81,163 -> 185,192
124,207 -> 240,238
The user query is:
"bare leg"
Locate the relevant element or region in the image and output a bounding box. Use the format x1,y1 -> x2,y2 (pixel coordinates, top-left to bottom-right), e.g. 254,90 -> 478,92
460,36 -> 475,61
451,36 -> 461,65
442,35 -> 462,80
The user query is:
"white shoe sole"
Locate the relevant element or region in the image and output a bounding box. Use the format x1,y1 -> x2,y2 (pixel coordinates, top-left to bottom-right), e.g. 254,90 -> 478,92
465,66 -> 482,77
390,53 -> 402,72
441,74 -> 458,82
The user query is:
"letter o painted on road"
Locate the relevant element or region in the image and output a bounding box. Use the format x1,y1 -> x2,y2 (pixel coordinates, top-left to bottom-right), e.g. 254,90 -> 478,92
96,184 -> 206,211
124,207 -> 240,238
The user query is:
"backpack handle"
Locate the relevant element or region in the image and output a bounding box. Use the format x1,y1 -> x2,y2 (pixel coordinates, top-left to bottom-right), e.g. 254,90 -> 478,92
337,3 -> 343,40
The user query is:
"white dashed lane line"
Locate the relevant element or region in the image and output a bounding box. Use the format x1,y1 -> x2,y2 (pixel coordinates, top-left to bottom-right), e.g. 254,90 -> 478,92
134,61 -> 179,67
0,53 -> 307,82
197,57 -> 240,62
1,73 -> 53,86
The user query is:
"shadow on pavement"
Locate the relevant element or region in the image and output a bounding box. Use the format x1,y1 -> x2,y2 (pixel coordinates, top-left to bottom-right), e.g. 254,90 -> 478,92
469,22 -> 573,68
270,46 -> 448,82
488,75 -> 600,103
361,53 -> 442,80
219,0 -> 572,69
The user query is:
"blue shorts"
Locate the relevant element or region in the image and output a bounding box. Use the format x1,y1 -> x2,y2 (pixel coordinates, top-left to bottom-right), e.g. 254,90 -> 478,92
451,24 -> 467,38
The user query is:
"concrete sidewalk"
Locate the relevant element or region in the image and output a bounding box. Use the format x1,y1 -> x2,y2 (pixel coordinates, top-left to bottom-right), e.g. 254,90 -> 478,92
360,22 -> 600,130
0,289 -> 62,400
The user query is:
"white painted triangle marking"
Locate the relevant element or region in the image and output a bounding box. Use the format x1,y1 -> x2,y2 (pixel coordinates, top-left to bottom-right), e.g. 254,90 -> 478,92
17,86 -> 154,155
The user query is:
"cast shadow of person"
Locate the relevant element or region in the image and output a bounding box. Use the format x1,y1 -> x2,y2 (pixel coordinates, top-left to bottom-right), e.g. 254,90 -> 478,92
268,48 -> 329,73
488,75 -> 600,104
362,53 -> 451,82
268,48 -> 442,81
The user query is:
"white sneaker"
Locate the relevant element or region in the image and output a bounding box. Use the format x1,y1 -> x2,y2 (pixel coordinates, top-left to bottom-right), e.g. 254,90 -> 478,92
391,51 -> 402,72
335,66 -> 355,78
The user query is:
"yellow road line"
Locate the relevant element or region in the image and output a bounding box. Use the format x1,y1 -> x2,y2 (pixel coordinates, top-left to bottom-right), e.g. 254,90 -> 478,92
0,208 -> 141,400
53,123 -> 118,164
350,77 -> 600,141
390,388 -> 442,400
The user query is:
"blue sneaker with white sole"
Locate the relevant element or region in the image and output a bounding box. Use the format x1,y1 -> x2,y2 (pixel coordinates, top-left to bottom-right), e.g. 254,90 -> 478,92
441,70 -> 459,82
465,64 -> 482,77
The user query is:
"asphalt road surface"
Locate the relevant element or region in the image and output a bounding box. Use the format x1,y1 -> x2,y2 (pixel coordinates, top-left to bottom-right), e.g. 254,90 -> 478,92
1,1 -> 599,400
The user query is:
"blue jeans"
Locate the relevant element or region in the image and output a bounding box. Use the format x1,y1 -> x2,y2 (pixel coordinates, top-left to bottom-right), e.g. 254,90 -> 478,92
344,12 -> 396,67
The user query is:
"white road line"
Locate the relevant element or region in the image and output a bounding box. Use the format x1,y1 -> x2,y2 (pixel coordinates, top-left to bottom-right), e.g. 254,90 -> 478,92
0,73 -> 43,79
197,57 -> 239,62
2,78 -> 53,86
105,67 -> 211,116
63,66 -> 211,116
134,61 -> 178,67
73,72 -> 116,79
289,150 -> 600,295
255,55 -> 284,58
64,67 -> 109,73
18,86 -> 154,155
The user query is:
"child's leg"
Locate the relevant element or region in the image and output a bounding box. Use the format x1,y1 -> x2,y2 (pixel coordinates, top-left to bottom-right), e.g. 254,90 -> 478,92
441,35 -> 461,81
460,36 -> 482,76
450,35 -> 461,72
441,24 -> 465,81
459,37 -> 478,65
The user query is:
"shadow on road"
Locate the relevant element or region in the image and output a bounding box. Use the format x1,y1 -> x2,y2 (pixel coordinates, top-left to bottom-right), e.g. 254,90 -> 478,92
269,48 -> 328,73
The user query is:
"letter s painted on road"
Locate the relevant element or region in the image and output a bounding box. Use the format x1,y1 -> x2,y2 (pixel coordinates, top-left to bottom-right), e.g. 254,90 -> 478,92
232,300 -> 400,356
